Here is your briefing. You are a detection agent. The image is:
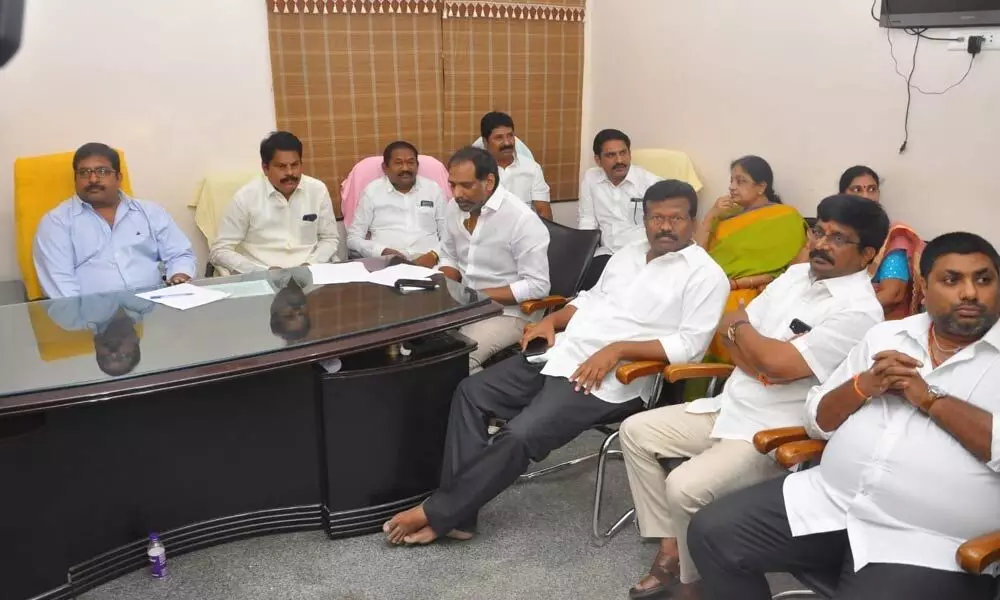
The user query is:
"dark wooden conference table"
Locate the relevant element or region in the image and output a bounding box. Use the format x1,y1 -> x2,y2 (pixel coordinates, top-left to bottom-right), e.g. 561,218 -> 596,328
0,264 -> 499,600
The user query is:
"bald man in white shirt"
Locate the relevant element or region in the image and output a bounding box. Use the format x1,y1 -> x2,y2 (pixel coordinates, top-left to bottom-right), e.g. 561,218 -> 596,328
622,195 -> 890,600
382,178 -> 730,546
434,147 -> 551,373
688,232 -> 1000,600
479,112 -> 552,221
210,131 -> 340,274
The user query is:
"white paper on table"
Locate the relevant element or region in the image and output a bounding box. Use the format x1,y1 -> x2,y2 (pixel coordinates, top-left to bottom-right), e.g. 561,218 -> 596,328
308,262 -> 373,285
202,279 -> 276,299
365,263 -> 440,288
135,283 -> 230,310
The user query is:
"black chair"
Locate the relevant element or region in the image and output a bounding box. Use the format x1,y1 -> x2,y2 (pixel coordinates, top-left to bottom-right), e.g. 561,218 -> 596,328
482,220 -> 600,367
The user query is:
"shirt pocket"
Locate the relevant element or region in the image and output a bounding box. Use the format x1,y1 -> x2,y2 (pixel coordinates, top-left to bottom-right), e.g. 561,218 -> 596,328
415,204 -> 438,232
298,218 -> 319,245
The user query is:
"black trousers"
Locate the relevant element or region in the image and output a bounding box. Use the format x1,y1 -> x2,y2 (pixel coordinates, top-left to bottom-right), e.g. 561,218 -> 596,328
580,253 -> 612,291
687,476 -> 999,600
423,355 -> 641,535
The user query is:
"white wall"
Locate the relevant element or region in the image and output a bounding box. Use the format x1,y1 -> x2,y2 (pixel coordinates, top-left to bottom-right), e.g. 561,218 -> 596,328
584,0 -> 1000,241
0,0 -> 278,281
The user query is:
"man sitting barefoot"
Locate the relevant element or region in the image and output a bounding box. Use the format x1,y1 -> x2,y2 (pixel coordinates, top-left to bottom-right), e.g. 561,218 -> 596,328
383,180 -> 730,544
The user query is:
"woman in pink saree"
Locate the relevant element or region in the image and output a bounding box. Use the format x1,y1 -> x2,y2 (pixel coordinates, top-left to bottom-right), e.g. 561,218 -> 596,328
839,165 -> 924,319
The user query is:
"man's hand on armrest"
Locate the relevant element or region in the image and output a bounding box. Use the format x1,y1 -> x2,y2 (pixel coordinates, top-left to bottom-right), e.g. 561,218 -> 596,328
572,341 -> 666,395
481,286 -> 517,306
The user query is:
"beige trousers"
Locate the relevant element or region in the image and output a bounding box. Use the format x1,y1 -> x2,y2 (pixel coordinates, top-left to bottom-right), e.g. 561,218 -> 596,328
620,404 -> 786,584
460,315 -> 527,374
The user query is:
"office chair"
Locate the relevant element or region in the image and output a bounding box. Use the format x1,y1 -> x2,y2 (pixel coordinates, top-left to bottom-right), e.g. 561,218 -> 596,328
189,172 -> 259,276
754,427 -> 1000,599
482,219 -> 601,368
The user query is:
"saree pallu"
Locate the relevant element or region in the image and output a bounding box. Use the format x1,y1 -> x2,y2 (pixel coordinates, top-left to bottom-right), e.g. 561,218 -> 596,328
705,204 -> 807,365
871,222 -> 925,320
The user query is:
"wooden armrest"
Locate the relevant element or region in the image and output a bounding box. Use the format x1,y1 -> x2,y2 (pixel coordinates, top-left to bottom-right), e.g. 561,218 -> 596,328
616,361 -> 667,385
664,363 -> 734,384
957,530 -> 1000,575
774,439 -> 827,469
520,295 -> 569,315
753,426 -> 810,454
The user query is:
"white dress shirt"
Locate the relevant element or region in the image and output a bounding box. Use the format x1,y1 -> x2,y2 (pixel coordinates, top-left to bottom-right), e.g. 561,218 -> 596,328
784,314 -> 1000,574
346,175 -> 447,259
438,185 -> 550,318
210,174 -> 340,274
578,165 -> 663,255
539,241 -> 729,404
687,264 -> 884,442
498,155 -> 550,207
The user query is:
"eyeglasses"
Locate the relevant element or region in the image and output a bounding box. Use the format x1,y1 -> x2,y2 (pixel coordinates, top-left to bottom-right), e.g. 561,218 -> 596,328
810,225 -> 860,248
847,184 -> 879,195
76,167 -> 116,179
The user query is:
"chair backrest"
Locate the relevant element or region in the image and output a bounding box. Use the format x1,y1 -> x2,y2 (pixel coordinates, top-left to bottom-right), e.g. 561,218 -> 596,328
340,155 -> 451,229
189,171 -> 260,246
543,219 -> 601,299
14,150 -> 134,301
630,148 -> 703,192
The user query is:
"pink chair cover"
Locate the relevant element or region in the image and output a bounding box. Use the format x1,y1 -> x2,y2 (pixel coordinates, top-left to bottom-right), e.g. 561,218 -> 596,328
340,155 -> 451,228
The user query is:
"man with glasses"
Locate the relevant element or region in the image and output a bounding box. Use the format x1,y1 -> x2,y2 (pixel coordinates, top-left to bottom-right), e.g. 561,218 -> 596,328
33,142 -> 196,298
621,194 -> 889,600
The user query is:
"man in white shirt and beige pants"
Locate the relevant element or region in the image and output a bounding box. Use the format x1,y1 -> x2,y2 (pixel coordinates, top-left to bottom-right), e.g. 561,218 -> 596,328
210,131 -> 340,274
381,179 -> 730,546
622,195 -> 891,600
688,231 -> 1000,600
434,147 -> 551,373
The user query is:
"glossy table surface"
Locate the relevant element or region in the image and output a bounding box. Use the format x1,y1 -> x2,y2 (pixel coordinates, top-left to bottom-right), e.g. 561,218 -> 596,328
0,261 -> 495,415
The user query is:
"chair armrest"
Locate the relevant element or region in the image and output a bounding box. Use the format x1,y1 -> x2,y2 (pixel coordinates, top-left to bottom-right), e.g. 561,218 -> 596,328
616,361 -> 667,384
774,439 -> 827,469
520,295 -> 569,315
957,530 -> 1000,575
753,426 -> 811,454
664,363 -> 734,384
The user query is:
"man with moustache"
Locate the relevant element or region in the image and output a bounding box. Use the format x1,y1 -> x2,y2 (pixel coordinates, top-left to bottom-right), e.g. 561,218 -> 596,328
347,141 -> 447,268
578,129 -> 663,289
33,143 -> 197,298
479,112 -> 552,220
622,194 -> 889,600
434,146 -> 551,373
689,232 -> 1000,600
211,131 -> 340,274
382,178 -> 730,546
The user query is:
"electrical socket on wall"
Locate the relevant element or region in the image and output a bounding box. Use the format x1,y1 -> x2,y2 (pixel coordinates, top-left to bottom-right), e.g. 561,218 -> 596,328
947,30 -> 999,51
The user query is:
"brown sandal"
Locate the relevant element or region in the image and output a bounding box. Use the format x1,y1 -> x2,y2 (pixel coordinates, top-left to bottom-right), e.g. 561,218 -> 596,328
628,550 -> 679,599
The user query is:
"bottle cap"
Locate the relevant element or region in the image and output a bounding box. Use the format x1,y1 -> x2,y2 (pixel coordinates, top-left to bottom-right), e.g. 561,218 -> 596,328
149,532 -> 160,540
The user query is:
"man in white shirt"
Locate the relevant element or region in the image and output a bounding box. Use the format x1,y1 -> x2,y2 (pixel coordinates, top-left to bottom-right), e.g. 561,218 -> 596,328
346,141 -> 446,268
434,147 -> 551,373
210,131 -> 340,274
621,194 -> 889,600
688,232 -> 1000,600
479,111 -> 552,220
578,129 -> 662,289
382,179 -> 730,546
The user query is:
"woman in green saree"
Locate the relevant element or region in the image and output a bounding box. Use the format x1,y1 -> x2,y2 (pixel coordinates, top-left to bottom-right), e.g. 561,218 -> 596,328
695,155 -> 806,362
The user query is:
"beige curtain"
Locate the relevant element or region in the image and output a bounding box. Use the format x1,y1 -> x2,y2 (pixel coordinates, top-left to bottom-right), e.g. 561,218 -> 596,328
267,0 -> 585,212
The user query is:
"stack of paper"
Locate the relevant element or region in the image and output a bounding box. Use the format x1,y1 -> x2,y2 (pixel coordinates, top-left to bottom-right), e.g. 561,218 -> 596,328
308,262 -> 374,285
136,283 -> 230,310
202,279 -> 276,299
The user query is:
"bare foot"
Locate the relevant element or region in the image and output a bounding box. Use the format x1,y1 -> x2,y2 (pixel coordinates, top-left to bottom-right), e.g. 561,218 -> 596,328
402,525 -> 439,545
446,529 -> 474,541
383,505 -> 429,545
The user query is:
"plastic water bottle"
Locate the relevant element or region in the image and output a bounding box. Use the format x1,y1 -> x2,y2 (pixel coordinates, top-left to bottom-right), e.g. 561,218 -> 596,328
147,533 -> 167,579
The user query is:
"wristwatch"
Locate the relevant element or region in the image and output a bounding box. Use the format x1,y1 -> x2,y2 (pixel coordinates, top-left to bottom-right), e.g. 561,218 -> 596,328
919,385 -> 947,413
727,320 -> 750,343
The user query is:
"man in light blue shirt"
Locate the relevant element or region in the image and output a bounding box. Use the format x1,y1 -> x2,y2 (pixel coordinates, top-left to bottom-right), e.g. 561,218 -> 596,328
33,143 -> 197,298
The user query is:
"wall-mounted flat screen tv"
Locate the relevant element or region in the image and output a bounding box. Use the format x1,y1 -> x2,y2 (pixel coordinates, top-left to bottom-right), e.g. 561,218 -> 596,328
881,0 -> 1000,28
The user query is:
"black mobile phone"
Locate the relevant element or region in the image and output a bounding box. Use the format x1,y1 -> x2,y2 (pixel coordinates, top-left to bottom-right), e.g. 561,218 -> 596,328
789,318 -> 813,335
522,337 -> 549,358
394,278 -> 438,292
